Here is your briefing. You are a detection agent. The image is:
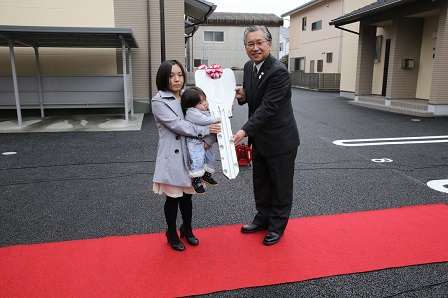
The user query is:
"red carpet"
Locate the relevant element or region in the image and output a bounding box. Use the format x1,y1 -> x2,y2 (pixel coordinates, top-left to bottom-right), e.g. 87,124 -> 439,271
1,203 -> 448,297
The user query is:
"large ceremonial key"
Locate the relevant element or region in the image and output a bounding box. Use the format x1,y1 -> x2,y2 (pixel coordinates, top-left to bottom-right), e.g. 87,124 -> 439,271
194,68 -> 239,179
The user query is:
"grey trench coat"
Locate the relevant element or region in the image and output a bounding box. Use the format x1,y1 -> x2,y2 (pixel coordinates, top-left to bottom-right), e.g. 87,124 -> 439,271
151,90 -> 211,187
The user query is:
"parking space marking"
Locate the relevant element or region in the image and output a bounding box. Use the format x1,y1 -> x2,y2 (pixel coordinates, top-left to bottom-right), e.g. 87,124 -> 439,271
331,137 -> 448,192
333,135 -> 448,146
2,152 -> 17,156
371,158 -> 393,163
427,179 -> 448,194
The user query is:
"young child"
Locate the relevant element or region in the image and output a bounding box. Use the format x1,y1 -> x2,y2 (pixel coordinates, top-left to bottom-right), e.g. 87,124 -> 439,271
181,86 -> 220,194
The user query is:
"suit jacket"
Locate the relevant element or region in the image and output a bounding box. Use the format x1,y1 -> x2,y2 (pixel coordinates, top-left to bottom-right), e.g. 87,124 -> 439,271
238,54 -> 300,157
151,90 -> 210,187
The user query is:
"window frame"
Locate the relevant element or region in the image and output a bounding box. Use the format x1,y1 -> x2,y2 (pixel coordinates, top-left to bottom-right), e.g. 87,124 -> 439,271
194,59 -> 209,68
374,35 -> 382,62
292,57 -> 305,71
311,20 -> 322,31
204,31 -> 224,43
317,59 -> 323,72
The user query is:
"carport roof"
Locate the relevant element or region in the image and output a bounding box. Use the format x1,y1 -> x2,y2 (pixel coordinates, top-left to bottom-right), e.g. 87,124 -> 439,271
0,25 -> 138,48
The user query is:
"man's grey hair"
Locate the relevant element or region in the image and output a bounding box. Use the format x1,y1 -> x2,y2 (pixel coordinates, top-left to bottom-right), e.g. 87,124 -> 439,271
243,25 -> 272,44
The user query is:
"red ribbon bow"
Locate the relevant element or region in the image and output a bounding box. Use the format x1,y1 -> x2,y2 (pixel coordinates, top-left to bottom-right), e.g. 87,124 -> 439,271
197,63 -> 223,79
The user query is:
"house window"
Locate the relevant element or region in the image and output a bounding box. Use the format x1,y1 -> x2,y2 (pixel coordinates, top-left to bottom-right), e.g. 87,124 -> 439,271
310,60 -> 315,73
317,60 -> 323,72
311,20 -> 322,31
293,57 -> 305,71
302,17 -> 307,31
204,31 -> 224,42
194,59 -> 209,67
280,42 -> 284,51
326,52 -> 333,63
374,35 -> 382,62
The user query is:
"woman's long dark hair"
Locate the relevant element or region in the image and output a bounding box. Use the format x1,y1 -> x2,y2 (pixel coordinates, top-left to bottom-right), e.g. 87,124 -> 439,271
156,60 -> 186,91
181,86 -> 206,114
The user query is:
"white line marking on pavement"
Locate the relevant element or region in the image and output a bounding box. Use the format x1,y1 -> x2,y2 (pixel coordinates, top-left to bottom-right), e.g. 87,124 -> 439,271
333,135 -> 448,146
371,158 -> 393,163
427,179 -> 448,194
2,152 -> 17,155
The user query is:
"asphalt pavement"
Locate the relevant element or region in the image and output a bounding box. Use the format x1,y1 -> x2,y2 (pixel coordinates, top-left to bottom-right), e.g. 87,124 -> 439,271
1,88 -> 448,297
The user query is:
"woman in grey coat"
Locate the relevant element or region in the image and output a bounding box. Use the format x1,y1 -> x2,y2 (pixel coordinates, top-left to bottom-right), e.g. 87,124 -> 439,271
151,60 -> 221,251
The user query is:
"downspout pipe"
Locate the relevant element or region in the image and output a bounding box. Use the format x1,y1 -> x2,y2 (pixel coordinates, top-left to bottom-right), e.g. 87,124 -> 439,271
160,0 -> 166,62
147,0 -> 152,99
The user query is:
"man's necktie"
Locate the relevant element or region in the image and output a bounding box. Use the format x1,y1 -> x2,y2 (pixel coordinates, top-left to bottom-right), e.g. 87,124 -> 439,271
251,65 -> 258,88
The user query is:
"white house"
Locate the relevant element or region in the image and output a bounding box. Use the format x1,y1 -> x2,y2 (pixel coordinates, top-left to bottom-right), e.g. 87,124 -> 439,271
279,26 -> 290,60
187,12 -> 284,71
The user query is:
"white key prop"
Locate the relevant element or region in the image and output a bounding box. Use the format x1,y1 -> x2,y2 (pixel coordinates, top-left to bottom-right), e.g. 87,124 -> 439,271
194,68 -> 239,179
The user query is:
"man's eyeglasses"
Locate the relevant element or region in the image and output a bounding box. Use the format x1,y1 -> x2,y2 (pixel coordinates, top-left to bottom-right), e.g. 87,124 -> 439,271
245,40 -> 270,49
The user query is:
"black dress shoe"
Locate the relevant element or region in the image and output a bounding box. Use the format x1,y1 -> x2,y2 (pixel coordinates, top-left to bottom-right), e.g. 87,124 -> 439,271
263,231 -> 282,246
165,231 -> 185,251
179,224 -> 199,246
241,223 -> 266,233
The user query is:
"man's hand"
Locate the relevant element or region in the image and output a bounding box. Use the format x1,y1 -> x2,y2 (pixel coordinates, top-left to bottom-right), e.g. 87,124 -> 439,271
235,87 -> 246,102
233,129 -> 247,145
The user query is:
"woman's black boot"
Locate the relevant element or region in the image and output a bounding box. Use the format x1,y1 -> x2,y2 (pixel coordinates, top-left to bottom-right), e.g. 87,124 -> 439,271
179,193 -> 199,245
179,224 -> 199,245
164,196 -> 185,251
165,230 -> 185,251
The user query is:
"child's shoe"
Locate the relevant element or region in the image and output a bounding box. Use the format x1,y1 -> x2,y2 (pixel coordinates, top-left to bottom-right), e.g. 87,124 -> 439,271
192,177 -> 205,194
202,171 -> 218,186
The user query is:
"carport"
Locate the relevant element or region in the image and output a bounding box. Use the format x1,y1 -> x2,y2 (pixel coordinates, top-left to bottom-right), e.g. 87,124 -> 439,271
0,25 -> 139,127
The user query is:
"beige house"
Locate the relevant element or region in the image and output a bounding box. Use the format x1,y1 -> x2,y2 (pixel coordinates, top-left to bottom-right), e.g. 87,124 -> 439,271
330,0 -> 448,116
0,0 -> 216,125
285,0 -> 448,116
282,0 -> 344,74
281,0 -> 344,91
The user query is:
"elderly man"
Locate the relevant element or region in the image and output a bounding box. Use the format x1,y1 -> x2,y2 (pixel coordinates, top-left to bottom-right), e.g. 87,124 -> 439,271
233,25 -> 300,246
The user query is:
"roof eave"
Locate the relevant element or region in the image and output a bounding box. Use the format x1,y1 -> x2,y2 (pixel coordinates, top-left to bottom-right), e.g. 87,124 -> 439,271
281,0 -> 323,17
329,0 -> 417,26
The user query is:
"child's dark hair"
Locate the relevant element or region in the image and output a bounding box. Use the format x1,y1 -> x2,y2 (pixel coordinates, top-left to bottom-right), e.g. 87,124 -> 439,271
181,86 -> 206,114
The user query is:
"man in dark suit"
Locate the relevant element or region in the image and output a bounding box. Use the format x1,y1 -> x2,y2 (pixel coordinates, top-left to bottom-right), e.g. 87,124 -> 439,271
233,25 -> 300,246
